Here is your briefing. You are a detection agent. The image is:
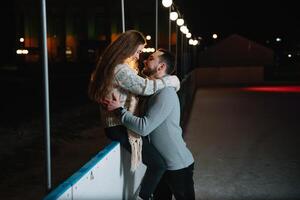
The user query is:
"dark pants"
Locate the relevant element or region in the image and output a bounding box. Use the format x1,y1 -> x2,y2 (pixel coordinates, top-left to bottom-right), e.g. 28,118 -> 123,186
105,125 -> 166,199
105,125 -> 131,152
153,163 -> 195,200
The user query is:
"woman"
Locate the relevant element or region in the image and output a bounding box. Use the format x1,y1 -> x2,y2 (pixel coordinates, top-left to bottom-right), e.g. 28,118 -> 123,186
88,30 -> 180,199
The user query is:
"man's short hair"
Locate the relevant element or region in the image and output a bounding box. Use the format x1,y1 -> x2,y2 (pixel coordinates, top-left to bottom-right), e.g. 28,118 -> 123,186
157,48 -> 175,75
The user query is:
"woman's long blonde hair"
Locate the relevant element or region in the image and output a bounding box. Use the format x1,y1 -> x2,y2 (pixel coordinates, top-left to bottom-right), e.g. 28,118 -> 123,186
88,30 -> 146,102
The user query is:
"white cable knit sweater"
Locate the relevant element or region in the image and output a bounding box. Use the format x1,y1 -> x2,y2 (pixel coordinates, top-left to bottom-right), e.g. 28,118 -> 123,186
100,63 -> 180,171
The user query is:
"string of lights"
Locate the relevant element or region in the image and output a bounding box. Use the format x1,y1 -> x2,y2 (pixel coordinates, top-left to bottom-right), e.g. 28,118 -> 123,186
162,0 -> 199,46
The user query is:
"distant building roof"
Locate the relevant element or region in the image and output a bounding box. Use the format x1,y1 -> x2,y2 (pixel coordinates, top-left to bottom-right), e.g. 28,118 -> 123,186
198,34 -> 274,67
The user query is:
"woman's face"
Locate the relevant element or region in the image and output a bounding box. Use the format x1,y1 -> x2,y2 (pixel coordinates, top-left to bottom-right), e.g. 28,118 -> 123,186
131,44 -> 145,61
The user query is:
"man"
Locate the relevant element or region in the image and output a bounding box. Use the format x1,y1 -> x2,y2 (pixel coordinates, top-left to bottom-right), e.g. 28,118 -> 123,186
106,49 -> 195,200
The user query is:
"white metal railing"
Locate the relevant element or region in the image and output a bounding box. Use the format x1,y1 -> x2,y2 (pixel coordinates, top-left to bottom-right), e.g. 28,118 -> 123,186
44,142 -> 146,200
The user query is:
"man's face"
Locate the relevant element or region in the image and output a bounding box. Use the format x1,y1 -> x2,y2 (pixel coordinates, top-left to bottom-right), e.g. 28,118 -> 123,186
142,51 -> 163,77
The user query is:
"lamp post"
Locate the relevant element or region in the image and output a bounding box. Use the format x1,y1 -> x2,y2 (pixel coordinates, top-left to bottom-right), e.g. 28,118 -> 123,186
155,0 -> 158,49
169,7 -> 171,51
40,0 -> 51,191
162,0 -> 172,51
121,0 -> 125,32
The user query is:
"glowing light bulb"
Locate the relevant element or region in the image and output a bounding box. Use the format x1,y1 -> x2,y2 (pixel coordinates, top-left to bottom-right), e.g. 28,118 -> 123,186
176,18 -> 184,26
162,0 -> 172,8
170,12 -> 178,21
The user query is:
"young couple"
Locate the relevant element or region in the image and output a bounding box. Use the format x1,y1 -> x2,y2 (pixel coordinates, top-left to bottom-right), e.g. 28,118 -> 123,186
89,30 -> 195,200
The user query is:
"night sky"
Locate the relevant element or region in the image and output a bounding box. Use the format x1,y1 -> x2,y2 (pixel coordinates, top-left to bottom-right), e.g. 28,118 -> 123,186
1,0 -> 299,65
176,0 -> 300,47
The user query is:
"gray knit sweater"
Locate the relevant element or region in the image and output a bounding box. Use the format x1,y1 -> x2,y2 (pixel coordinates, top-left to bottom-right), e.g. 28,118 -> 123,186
119,87 -> 194,170
100,63 -> 180,128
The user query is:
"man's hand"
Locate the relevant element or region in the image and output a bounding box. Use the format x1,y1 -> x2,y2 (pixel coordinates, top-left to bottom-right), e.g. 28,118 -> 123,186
101,92 -> 121,111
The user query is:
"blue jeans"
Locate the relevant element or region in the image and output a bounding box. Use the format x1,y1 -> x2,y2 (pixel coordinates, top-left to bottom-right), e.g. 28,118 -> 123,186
105,125 -> 166,199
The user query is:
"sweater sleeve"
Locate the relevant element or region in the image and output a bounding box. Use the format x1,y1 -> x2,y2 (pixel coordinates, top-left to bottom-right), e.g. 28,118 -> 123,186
114,65 -> 180,96
120,88 -> 176,136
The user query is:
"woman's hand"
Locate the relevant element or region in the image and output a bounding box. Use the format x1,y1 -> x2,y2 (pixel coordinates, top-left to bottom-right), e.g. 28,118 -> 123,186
101,93 -> 121,111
